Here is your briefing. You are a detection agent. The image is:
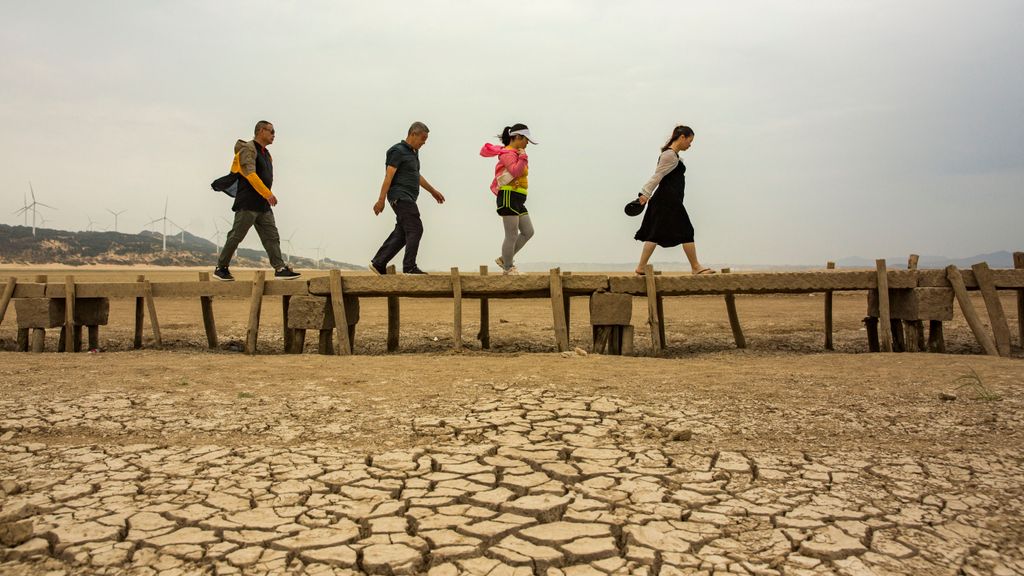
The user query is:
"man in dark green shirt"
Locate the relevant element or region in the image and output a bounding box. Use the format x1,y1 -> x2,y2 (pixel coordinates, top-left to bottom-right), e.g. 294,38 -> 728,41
369,122 -> 445,275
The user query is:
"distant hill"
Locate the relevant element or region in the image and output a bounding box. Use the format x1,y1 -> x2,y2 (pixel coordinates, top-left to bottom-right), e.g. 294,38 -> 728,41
834,251 -> 1016,269
0,224 -> 360,269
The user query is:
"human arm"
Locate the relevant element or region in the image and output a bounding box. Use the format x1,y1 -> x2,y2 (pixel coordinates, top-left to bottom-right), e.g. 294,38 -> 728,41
639,150 -> 679,200
498,149 -> 529,178
373,166 -> 399,215
419,175 -> 445,204
237,144 -> 278,206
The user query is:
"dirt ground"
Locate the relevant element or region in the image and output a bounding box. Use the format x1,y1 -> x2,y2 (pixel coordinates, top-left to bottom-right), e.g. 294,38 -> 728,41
1,267 -> 1023,575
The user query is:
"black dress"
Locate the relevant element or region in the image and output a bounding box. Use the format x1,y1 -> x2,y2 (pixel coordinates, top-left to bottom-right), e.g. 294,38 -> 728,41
634,157 -> 694,247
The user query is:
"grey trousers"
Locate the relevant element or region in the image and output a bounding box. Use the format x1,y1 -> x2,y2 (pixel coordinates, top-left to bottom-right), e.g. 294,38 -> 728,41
217,210 -> 285,269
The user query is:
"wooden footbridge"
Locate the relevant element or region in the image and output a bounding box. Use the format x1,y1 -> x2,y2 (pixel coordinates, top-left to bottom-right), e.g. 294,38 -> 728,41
1,252 -> 1022,357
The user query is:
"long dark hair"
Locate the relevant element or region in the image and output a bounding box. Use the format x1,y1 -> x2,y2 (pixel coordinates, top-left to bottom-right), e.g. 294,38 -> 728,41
661,125 -> 694,152
500,123 -> 529,146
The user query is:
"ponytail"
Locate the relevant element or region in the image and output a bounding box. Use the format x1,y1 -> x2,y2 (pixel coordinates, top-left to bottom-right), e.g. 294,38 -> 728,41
499,123 -> 530,146
661,125 -> 695,152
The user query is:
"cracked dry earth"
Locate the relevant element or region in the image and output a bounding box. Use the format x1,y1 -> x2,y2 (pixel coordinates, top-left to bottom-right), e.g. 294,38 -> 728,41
1,354 -> 1024,576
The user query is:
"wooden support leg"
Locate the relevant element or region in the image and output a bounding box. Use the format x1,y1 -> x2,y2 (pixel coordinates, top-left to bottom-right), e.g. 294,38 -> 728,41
17,328 -> 29,352
58,326 -> 66,352
281,295 -> 293,353
88,325 -> 99,350
386,265 -> 400,352
947,265 -> 999,356
478,265 -> 490,349
621,325 -> 635,356
73,325 -> 83,353
721,268 -> 746,349
328,270 -> 351,356
451,267 -> 463,351
656,294 -> 667,350
31,328 -> 45,353
890,319 -> 905,353
824,261 -> 835,350
909,320 -> 925,352
903,322 -> 918,353
928,320 -> 946,353
1015,252 -> 1024,347
875,260 -> 893,352
244,271 -> 266,355
972,262 -> 1012,357
644,265 -> 662,354
198,272 -> 218,349
549,268 -> 569,352
134,274 -> 145,349
289,329 -> 306,354
864,317 -> 880,352
64,276 -> 76,353
348,324 -> 356,354
318,329 -> 333,355
144,279 -> 162,348
609,326 -> 622,355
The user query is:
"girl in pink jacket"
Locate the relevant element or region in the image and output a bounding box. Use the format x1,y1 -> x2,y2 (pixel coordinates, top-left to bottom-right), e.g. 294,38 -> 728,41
479,123 -> 536,275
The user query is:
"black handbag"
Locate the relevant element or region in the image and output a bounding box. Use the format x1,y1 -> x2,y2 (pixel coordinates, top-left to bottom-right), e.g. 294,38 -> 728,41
210,173 -> 241,198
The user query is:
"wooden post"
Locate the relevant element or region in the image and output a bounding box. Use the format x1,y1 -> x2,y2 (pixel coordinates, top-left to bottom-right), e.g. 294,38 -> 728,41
1015,252 -> 1024,347
0,277 -> 16,326
928,321 -> 946,353
290,329 -> 307,354
643,264 -> 662,353
946,265 -> 998,356
904,255 -> 925,353
971,262 -> 1012,357
198,272 -> 218,349
864,317 -> 880,352
63,276 -> 76,353
143,279 -> 162,348
890,319 -> 905,353
549,268 -> 570,352
824,261 -> 835,350
563,271 -> 572,344
721,268 -> 746,349
386,265 -> 400,352
73,325 -> 83,353
907,254 -> 920,270
450,267 -> 463,350
329,270 -> 351,355
87,325 -> 99,350
134,274 -> 145,349
31,275 -> 47,353
621,325 -> 635,356
282,295 -> 293,353
477,265 -> 490,349
244,271 -> 265,355
17,328 -> 29,352
318,329 -> 333,355
655,295 -> 666,349
875,260 -> 893,352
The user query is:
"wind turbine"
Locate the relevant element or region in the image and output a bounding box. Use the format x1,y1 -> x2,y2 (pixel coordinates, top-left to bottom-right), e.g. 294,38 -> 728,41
146,198 -> 172,251
106,208 -> 127,233
283,231 -> 297,264
13,182 -> 56,236
86,216 -> 103,232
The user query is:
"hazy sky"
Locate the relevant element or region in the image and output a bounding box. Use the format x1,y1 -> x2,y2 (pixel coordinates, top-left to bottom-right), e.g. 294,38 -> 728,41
3,1 -> 1022,268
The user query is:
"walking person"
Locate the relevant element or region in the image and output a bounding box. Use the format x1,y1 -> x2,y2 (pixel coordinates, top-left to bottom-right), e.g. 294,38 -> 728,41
369,122 -> 445,275
634,125 -> 714,275
479,124 -> 536,275
214,120 -> 300,281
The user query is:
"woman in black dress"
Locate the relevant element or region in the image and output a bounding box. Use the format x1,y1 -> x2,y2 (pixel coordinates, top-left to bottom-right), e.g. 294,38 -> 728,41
634,125 -> 713,275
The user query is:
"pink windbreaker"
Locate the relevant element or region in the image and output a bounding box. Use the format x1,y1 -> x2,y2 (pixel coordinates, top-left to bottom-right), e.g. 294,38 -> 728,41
480,143 -> 529,196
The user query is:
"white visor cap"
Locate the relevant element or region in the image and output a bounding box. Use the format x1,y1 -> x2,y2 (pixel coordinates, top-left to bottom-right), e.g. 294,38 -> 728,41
509,128 -> 538,144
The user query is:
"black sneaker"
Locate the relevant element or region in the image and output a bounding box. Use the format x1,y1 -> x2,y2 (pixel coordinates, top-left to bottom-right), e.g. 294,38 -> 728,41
368,261 -> 386,276
275,266 -> 301,279
404,267 -> 427,275
213,267 -> 234,281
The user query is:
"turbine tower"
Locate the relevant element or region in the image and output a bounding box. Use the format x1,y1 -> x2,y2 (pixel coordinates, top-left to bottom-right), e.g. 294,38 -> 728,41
146,198 -> 172,251
283,231 -> 297,264
106,208 -> 127,233
13,182 -> 56,236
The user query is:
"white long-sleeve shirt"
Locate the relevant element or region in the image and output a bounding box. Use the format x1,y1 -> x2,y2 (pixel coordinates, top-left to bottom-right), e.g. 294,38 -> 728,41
640,150 -> 680,198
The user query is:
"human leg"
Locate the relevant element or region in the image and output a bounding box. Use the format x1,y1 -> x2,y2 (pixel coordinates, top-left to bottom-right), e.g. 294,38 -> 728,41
682,242 -> 712,273
635,241 -> 657,275
218,211 -> 258,268
252,210 -> 287,270
513,214 -> 534,255
394,200 -> 424,272
371,219 -> 407,269
501,215 -> 520,269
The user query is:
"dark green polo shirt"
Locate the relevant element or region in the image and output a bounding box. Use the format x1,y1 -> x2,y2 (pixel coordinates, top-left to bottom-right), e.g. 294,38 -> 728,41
385,141 -> 421,203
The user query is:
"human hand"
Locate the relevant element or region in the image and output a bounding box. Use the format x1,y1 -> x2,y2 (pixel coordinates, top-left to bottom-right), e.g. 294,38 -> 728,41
638,195 -> 649,205
432,191 -> 446,204
373,199 -> 386,215
268,194 -> 279,207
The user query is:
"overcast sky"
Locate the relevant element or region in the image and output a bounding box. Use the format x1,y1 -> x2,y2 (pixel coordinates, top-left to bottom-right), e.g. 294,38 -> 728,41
2,1 -> 1022,269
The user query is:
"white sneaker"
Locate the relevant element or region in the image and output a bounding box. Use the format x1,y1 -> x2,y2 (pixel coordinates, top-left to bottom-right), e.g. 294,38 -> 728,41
495,256 -> 505,270
503,266 -> 522,276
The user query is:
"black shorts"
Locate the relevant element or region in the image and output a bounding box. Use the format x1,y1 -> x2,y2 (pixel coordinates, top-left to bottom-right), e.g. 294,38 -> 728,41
496,189 -> 528,216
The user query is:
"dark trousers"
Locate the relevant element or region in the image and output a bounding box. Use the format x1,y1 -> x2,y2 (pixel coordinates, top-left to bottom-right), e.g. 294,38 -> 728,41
218,209 -> 285,269
371,199 -> 423,271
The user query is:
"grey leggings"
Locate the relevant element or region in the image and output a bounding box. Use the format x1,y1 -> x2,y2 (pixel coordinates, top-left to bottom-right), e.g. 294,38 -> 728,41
501,214 -> 534,269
